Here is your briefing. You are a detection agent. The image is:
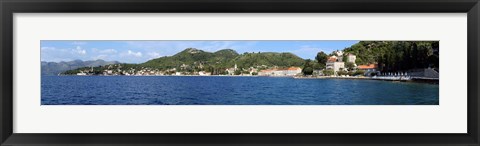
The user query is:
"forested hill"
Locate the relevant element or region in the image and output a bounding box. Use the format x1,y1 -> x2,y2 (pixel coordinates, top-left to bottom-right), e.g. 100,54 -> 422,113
141,48 -> 304,69
61,48 -> 305,75
343,41 -> 439,72
141,48 -> 240,69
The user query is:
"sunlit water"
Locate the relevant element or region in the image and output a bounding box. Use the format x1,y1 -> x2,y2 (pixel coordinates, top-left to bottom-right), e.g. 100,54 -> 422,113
41,76 -> 439,105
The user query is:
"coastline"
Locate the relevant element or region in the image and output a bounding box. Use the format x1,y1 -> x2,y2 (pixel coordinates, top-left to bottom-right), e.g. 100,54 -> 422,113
293,75 -> 439,84
57,74 -> 263,77
52,74 -> 438,84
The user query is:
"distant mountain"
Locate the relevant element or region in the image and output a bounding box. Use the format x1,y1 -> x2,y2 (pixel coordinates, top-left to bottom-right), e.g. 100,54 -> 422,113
61,48 -> 306,75
41,59 -> 120,75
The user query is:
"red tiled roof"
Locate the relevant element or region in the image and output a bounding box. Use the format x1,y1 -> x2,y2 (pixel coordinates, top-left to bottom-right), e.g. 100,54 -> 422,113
358,64 -> 377,69
327,56 -> 337,62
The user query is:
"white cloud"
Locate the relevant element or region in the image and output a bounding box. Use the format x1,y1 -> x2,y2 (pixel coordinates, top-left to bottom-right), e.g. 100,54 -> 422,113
72,46 -> 87,55
127,50 -> 142,57
99,49 -> 117,54
147,52 -> 161,59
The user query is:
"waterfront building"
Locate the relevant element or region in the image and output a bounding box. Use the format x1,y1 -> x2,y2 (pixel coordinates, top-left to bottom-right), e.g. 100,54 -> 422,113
358,64 -> 378,76
258,67 -> 302,76
198,71 -> 211,76
225,64 -> 239,75
273,70 -> 285,76
326,62 -> 345,72
326,56 -> 345,73
248,67 -> 258,75
226,68 -> 236,75
166,68 -> 176,72
103,70 -> 114,75
258,69 -> 274,76
286,67 -> 302,76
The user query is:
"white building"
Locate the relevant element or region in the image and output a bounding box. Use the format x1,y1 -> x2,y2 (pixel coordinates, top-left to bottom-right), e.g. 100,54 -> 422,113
346,53 -> 356,64
258,69 -> 274,76
326,56 -> 344,73
226,68 -> 235,75
334,50 -> 343,56
286,67 -> 302,76
224,64 -> 239,75
198,71 -> 211,76
334,50 -> 344,61
273,70 -> 285,76
258,67 -> 302,76
326,62 -> 345,72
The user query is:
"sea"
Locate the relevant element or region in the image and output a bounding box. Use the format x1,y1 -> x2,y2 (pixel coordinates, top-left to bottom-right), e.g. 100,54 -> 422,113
41,76 -> 439,105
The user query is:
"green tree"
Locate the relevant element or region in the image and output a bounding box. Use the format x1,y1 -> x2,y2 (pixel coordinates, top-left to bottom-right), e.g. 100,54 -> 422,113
337,70 -> 348,76
345,62 -> 355,71
312,62 -> 323,70
323,69 -> 334,76
315,51 -> 328,68
353,70 -> 365,76
234,70 -> 241,75
303,67 -> 313,75
302,59 -> 314,75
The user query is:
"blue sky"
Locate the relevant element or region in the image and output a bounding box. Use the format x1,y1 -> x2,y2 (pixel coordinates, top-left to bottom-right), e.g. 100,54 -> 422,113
41,40 -> 359,63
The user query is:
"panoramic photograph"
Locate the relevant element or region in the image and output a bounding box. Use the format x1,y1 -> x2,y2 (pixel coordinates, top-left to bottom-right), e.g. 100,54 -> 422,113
41,40 -> 439,105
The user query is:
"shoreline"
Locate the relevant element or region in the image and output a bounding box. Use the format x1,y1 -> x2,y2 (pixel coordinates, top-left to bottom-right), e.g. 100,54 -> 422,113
293,76 -> 439,84
52,74 -> 438,84
57,74 -> 262,77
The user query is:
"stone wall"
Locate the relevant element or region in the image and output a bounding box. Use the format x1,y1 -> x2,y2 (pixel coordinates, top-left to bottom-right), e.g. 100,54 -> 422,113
407,68 -> 439,78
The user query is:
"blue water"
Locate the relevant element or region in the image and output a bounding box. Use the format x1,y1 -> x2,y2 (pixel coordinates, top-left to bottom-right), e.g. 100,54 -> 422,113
41,76 -> 439,105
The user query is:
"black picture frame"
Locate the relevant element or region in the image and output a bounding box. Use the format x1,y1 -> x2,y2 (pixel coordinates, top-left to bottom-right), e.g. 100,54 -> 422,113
1,0 -> 479,145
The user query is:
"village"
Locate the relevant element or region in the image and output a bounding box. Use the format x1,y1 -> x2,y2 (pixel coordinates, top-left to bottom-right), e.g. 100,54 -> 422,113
73,50 -> 377,77
73,49 -> 438,83
74,63 -> 305,77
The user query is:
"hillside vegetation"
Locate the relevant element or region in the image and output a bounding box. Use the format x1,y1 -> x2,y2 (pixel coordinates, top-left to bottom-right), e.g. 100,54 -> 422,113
342,41 -> 439,72
62,48 -> 305,75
